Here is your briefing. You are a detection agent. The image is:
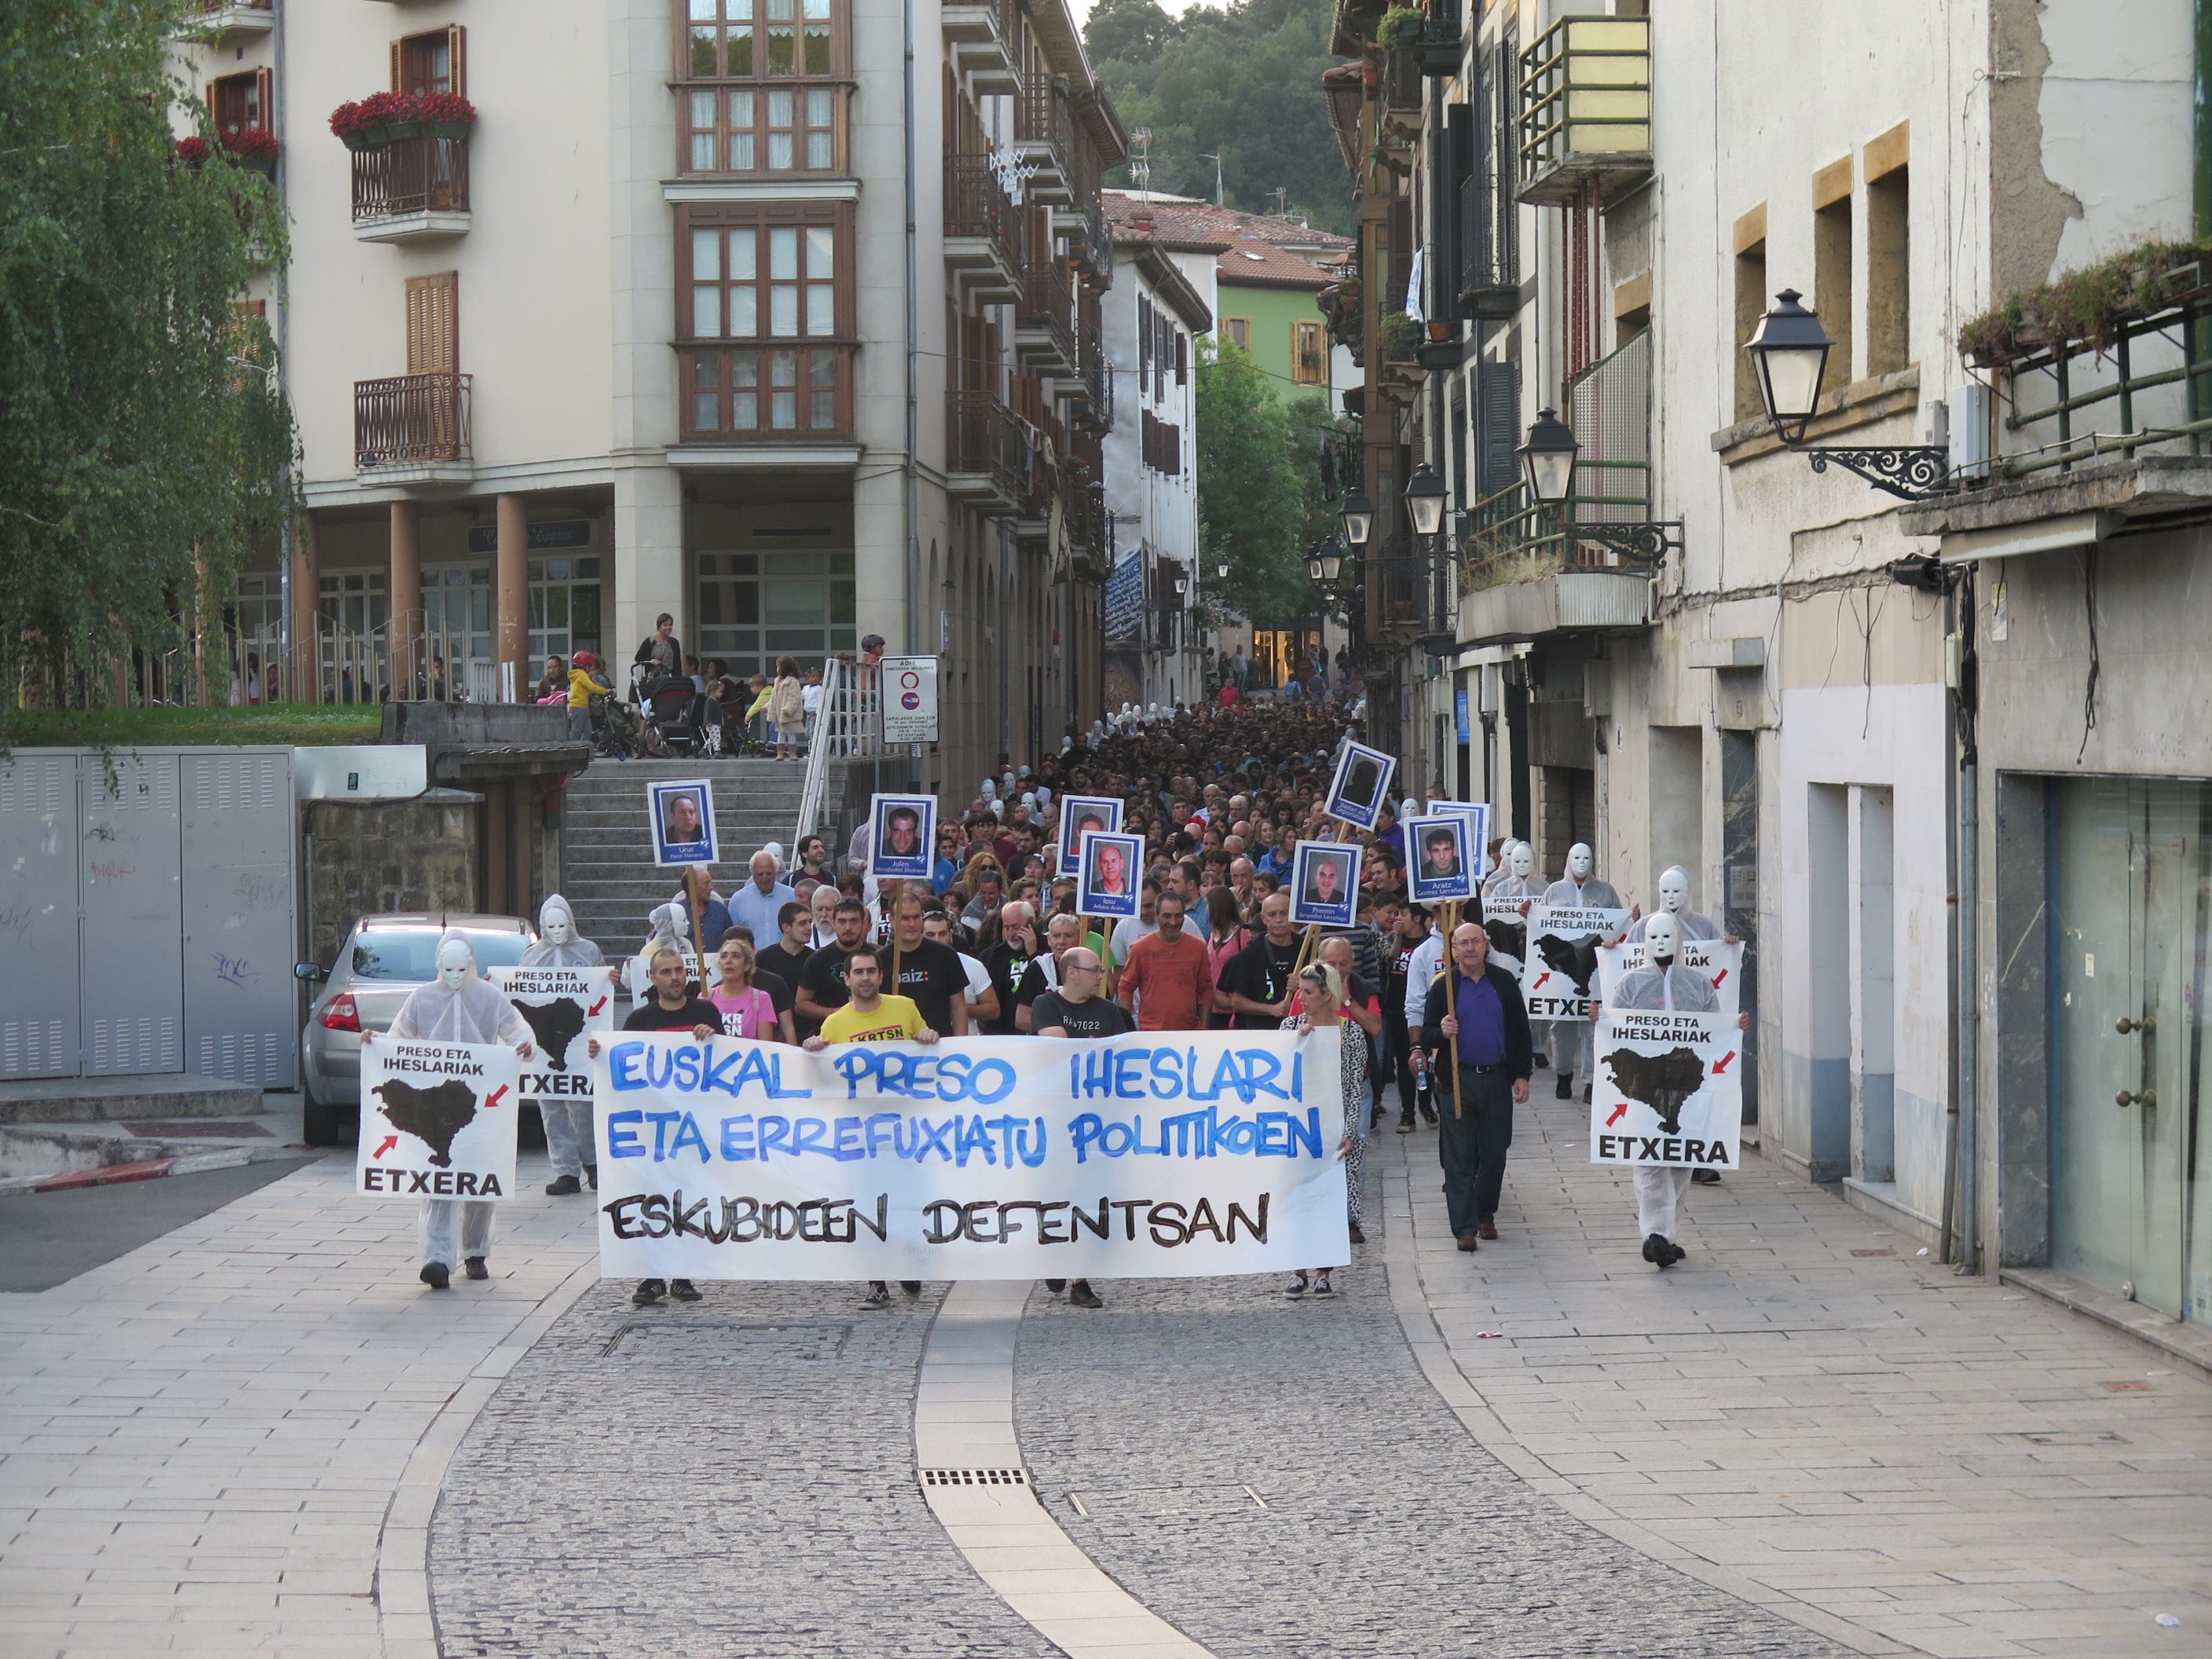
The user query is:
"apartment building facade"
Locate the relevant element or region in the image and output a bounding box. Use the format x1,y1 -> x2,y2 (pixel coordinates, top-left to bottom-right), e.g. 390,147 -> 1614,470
171,0 -> 1124,795
1333,0 -> 2212,1328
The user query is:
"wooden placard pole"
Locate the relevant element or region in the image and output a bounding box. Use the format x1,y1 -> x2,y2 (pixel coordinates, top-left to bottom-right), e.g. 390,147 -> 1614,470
1444,897 -> 1464,1120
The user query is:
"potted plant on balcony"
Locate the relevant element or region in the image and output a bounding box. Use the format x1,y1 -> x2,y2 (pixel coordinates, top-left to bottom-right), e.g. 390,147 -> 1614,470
329,92 -> 421,150
1375,310 -> 1420,361
419,92 -> 477,139
221,126 -> 280,175
1375,6 -> 1425,50
174,134 -> 211,167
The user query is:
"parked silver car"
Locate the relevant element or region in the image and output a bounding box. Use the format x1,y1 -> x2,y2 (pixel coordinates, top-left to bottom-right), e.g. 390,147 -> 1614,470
295,913 -> 535,1145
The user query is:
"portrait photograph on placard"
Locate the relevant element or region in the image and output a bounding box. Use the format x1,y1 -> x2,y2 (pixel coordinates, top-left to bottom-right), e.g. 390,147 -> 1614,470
1289,841 -> 1362,928
867,793 -> 937,881
647,778 -> 717,868
1430,800 -> 1492,882
1323,740 -> 1397,831
1056,794 -> 1124,878
1406,814 -> 1477,905
1075,830 -> 1143,918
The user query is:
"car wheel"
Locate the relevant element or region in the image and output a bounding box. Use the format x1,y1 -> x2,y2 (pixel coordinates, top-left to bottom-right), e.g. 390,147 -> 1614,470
302,1090 -> 352,1148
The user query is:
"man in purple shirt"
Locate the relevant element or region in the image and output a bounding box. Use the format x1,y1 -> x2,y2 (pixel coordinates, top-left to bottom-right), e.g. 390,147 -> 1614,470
1419,921 -> 1533,1250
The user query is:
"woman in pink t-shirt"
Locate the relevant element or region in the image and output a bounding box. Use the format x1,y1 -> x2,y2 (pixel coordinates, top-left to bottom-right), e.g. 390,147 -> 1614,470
709,938 -> 794,1043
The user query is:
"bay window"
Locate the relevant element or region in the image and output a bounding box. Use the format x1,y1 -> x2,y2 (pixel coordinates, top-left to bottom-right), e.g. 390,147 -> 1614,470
677,203 -> 854,439
676,0 -> 850,176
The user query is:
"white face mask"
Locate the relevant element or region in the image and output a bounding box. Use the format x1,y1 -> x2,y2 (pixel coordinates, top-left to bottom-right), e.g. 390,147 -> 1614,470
1507,844 -> 1533,880
1644,910 -> 1681,963
542,913 -> 572,947
438,940 -> 473,991
1568,843 -> 1594,881
1657,866 -> 1690,914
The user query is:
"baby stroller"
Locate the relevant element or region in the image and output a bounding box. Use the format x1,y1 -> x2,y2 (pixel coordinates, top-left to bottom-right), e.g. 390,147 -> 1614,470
644,681 -> 711,756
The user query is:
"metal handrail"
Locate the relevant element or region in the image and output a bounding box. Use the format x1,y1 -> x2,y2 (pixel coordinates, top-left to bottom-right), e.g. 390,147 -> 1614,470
793,654 -> 842,847
1992,281 -> 2212,478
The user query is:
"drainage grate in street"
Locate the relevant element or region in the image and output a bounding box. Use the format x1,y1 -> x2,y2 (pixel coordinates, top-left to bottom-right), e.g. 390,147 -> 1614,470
126,1120 -> 273,1138
601,1320 -> 851,1361
921,1467 -> 1028,1488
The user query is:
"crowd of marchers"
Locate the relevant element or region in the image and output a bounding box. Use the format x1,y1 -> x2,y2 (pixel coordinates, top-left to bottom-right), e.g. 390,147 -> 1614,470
371,698 -> 1745,1308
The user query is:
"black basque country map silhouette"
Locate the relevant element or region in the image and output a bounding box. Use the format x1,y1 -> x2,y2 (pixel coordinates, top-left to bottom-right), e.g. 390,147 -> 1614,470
510,997 -> 588,1071
1536,931 -> 1602,995
370,1079 -> 482,1168
1599,1045 -> 1707,1135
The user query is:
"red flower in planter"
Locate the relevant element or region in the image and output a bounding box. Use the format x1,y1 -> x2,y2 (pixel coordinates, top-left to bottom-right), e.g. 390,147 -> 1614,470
176,134 -> 211,165
416,92 -> 477,126
222,126 -> 280,163
329,90 -> 422,138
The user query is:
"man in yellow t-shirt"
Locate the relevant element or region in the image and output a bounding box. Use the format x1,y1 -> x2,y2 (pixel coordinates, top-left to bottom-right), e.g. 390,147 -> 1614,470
801,945 -> 938,1308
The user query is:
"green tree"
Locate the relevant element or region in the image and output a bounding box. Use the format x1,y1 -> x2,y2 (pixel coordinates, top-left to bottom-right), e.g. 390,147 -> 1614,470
1196,339 -> 1323,628
2,0 -> 295,741
1086,0 -> 1350,234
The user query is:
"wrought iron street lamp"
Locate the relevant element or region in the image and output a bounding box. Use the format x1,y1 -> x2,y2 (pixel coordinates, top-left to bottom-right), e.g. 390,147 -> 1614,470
1307,547 -> 1325,584
1317,538 -> 1346,584
1215,556 -> 1229,580
1745,288 -> 1947,500
1172,568 -> 1189,600
1517,407 -> 1579,505
1338,488 -> 1375,550
1404,463 -> 1448,539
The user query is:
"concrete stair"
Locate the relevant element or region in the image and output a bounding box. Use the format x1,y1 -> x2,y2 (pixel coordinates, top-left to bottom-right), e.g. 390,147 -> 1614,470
559,758 -> 848,951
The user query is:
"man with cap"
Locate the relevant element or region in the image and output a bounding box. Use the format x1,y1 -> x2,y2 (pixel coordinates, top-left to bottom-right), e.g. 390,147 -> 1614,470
362,935 -> 536,1290
519,895 -> 618,1197
1539,842 -> 1624,1103
1589,911 -> 1749,1265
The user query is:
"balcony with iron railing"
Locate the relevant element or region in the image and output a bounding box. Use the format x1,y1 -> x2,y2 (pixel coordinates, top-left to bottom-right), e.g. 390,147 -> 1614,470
1381,46 -> 1424,137
1415,0 -> 1463,77
355,372 -> 472,483
1016,76 -> 1075,205
1014,263 -> 1079,375
178,0 -> 272,42
941,0 -> 1019,93
1516,13 -> 1650,207
1457,165 -> 1517,320
946,390 -> 1025,512
1066,320 -> 1112,429
1366,546 -> 1454,645
353,133 -> 471,242
943,154 -> 1023,303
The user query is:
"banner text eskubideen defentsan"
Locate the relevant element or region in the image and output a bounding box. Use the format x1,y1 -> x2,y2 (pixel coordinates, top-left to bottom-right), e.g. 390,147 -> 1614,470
591,1030 -> 1349,1280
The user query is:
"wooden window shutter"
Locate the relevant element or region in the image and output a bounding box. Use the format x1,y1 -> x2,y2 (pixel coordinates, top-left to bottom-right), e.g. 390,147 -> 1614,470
253,67 -> 273,129
390,38 -> 402,92
405,273 -> 460,374
446,25 -> 467,97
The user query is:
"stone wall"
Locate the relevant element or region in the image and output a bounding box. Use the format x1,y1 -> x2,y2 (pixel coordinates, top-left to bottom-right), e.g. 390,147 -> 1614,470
302,787 -> 481,969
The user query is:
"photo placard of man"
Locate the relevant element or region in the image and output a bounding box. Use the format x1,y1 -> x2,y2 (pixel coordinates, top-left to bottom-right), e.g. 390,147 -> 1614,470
866,793 -> 937,881
1322,739 -> 1396,831
1406,814 -> 1476,906
648,779 -> 718,867
1055,793 -> 1124,877
1289,841 -> 1361,929
1076,831 -> 1143,918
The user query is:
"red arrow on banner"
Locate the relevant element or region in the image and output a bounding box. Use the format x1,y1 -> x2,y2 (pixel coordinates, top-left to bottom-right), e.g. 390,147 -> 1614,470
1530,972 -> 1552,992
485,1084 -> 510,1110
1712,1052 -> 1737,1075
372,1133 -> 398,1159
588,996 -> 608,1016
1606,1102 -> 1628,1126
1709,969 -> 1729,990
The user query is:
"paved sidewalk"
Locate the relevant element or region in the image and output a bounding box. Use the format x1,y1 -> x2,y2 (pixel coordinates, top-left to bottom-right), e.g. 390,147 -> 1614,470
0,1155 -> 601,1659
1377,1090 -> 2212,1659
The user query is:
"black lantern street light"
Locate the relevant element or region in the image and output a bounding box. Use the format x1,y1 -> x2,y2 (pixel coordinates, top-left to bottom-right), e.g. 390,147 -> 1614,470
1215,555 -> 1229,580
1745,288 -> 1947,500
1338,487 -> 1375,551
1172,568 -> 1189,600
1512,408 -> 1683,566
1307,544 -> 1326,585
1404,463 -> 1448,540
1318,538 -> 1346,584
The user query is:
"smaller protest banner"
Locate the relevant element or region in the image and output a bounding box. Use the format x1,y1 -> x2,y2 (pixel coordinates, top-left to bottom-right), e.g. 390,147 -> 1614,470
357,1036 -> 522,1199
1595,938 -> 1743,1016
1323,740 -> 1395,831
1289,840 -> 1361,928
1519,904 -> 1630,1022
1076,830 -> 1144,918
1479,893 -> 1530,961
1427,801 -> 1492,882
1590,1009 -> 1742,1170
493,965 -> 617,1115
868,793 -> 937,881
648,778 -> 718,867
1057,794 -> 1124,878
1404,814 -> 1476,906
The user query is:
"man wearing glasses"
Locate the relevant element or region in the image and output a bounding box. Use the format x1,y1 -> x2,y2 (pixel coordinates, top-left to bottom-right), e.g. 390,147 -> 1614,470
1025,946 -> 1128,1309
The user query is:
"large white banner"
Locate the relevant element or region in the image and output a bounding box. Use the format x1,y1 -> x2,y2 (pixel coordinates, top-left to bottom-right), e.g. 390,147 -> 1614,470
492,966 -> 617,1119
358,1037 -> 522,1199
1595,939 -> 1743,1016
1589,1009 -> 1743,1170
1519,904 -> 1630,1023
591,1030 -> 1348,1280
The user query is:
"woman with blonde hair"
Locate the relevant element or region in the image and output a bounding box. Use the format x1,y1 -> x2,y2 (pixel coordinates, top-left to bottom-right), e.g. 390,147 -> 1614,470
1280,958 -> 1368,1296
707,935 -> 794,1044
769,655 -> 806,761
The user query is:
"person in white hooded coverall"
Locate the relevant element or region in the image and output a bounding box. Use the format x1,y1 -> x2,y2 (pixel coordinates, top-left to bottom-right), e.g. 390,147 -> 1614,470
1627,866 -> 1732,1187
364,934 -> 534,1289
1591,911 -> 1747,1268
519,895 -> 616,1196
1539,842 -> 1624,1101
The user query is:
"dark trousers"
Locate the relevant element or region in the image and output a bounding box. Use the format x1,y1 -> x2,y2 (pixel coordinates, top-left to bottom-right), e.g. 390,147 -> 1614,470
1384,1009 -> 1419,1116
1438,1068 -> 1514,1234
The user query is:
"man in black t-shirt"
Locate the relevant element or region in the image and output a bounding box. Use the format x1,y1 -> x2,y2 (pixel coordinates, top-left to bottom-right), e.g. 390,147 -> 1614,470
1013,913 -> 1085,1032
1024,945 -> 1123,1311
796,897 -> 873,1027
1380,900 -> 1431,1132
758,901 -> 815,1028
1215,892 -> 1302,1030
884,891 -> 970,1036
980,900 -> 1042,1035
585,947 -> 717,1310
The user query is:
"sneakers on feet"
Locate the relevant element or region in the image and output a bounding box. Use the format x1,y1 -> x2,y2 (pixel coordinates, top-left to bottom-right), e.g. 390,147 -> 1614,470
669,1278 -> 701,1301
632,1278 -> 666,1305
1069,1282 -> 1104,1309
544,1174 -> 582,1196
860,1284 -> 892,1309
463,1256 -> 488,1280
1284,1275 -> 1309,1297
1397,1113 -> 1415,1133
419,1262 -> 450,1291
1313,1274 -> 1333,1296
